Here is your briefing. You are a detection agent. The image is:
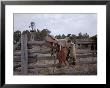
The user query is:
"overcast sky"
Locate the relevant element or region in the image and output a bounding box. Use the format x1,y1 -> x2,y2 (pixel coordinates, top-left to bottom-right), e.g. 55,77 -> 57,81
14,13 -> 97,36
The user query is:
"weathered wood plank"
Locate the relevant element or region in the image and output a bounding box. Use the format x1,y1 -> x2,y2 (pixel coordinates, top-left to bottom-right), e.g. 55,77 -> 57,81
14,64 -> 36,70
28,49 -> 51,54
14,50 -> 51,56
21,34 -> 28,75
14,58 -> 37,63
76,50 -> 97,54
14,54 -> 96,62
14,50 -> 96,56
76,54 -> 97,58
28,41 -> 45,45
35,64 -> 58,68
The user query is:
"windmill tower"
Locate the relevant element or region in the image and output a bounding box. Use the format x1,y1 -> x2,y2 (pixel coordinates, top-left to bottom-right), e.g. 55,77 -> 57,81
29,22 -> 36,41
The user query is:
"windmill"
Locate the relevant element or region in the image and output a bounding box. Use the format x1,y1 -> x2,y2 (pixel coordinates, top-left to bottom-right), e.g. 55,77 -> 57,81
29,21 -> 36,30
29,21 -> 36,41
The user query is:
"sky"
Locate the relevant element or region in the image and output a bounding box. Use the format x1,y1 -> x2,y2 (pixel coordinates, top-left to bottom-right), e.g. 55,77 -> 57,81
14,13 -> 97,36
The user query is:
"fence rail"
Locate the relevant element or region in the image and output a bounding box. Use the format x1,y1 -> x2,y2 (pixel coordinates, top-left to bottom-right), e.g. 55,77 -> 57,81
14,34 -> 97,75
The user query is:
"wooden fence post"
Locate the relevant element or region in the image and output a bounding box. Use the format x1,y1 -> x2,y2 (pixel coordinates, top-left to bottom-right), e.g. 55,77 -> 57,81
21,34 -> 28,75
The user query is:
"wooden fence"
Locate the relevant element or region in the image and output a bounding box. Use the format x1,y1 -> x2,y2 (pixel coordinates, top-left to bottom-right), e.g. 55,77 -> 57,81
14,33 -> 56,75
14,33 -> 97,75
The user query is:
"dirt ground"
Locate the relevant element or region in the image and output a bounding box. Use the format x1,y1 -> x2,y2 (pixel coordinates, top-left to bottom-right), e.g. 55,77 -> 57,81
14,56 -> 97,75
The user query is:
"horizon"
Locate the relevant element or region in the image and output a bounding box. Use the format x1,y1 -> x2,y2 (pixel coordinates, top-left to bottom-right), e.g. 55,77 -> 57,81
14,29 -> 97,37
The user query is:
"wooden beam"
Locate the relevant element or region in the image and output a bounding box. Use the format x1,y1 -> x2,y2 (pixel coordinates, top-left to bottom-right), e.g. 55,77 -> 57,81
28,41 -> 45,45
14,49 -> 96,56
14,49 -> 51,56
76,54 -> 97,58
21,34 -> 28,75
14,54 -> 96,63
28,49 -> 51,54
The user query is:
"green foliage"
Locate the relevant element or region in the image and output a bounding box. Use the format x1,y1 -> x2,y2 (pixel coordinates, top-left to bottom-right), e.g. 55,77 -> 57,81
55,33 -> 90,40
14,29 -> 96,43
40,29 -> 51,37
83,33 -> 89,39
67,34 -> 71,37
14,30 -> 21,44
90,35 -> 97,41
14,29 -> 51,42
55,34 -> 63,39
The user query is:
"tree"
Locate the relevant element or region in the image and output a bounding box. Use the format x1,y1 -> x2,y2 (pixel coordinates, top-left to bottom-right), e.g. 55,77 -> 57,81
67,34 -> 71,37
35,29 -> 41,40
62,34 -> 66,39
83,33 -> 89,39
41,29 -> 51,36
55,34 -> 62,39
69,34 -> 77,40
90,35 -> 97,41
77,32 -> 83,39
14,30 -> 21,44
39,29 -> 51,40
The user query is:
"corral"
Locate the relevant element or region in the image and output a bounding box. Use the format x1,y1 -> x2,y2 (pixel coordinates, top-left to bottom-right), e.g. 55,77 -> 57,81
14,33 -> 97,75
